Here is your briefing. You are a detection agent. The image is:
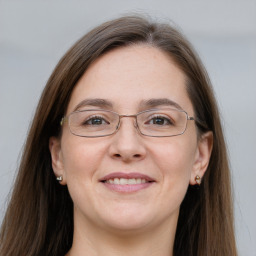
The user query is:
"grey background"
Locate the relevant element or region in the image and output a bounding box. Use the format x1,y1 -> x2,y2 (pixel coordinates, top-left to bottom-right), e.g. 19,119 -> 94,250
0,1 -> 255,255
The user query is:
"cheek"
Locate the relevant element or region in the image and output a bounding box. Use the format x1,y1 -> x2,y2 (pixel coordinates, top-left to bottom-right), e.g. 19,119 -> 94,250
153,139 -> 195,174
61,136 -> 107,181
150,139 -> 196,213
149,137 -> 197,193
60,137 -> 109,213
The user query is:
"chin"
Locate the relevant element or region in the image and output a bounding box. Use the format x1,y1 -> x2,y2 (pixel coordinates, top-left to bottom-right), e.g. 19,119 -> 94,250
94,203 -> 152,231
97,203 -> 175,234
103,217 -> 153,234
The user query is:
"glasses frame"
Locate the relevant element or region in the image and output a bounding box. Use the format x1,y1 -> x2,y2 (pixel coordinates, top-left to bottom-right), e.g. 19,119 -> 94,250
61,108 -> 195,138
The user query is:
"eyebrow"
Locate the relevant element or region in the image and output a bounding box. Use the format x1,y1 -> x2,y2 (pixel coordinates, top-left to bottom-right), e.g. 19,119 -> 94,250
73,98 -> 113,111
139,98 -> 183,110
73,97 -> 183,112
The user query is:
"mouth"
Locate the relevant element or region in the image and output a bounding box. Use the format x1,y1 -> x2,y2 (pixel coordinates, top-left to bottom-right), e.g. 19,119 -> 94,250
104,177 -> 149,185
99,172 -> 155,193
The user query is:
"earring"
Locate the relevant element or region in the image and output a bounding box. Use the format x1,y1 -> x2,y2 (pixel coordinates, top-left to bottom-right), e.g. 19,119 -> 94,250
56,176 -> 63,182
195,175 -> 201,185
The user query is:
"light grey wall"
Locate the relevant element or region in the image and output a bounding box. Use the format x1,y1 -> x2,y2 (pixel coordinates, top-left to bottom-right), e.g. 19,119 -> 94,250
0,1 -> 255,255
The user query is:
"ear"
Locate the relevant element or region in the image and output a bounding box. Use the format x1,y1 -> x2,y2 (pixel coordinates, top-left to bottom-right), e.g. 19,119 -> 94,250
190,131 -> 213,185
49,136 -> 66,185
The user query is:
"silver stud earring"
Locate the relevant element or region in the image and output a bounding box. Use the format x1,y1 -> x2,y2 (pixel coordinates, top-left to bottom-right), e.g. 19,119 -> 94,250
56,176 -> 63,182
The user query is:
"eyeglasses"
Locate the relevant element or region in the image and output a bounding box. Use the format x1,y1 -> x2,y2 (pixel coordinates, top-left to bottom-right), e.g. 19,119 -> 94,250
61,108 -> 194,138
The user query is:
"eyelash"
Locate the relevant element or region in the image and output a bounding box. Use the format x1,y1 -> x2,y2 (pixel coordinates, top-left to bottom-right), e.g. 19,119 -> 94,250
146,115 -> 174,125
83,115 -> 109,125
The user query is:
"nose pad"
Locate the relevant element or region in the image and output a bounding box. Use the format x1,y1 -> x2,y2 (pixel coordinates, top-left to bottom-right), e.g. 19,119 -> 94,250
115,116 -> 138,134
133,119 -> 138,129
109,117 -> 146,161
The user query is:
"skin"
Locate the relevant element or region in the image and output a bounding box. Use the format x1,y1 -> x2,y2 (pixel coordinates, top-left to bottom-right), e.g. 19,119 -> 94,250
49,45 -> 212,256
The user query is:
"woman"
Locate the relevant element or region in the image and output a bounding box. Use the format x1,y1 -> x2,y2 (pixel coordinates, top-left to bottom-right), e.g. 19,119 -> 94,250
0,15 -> 237,256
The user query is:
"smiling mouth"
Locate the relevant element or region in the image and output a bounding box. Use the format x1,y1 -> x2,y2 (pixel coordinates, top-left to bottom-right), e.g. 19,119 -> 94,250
99,172 -> 155,192
103,178 -> 150,185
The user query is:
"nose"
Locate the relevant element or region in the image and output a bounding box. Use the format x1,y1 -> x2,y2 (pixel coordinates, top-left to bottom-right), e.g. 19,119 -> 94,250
108,117 -> 146,162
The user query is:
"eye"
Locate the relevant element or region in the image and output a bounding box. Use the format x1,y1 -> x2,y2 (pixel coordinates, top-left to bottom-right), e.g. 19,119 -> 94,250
83,115 -> 110,126
146,115 -> 174,126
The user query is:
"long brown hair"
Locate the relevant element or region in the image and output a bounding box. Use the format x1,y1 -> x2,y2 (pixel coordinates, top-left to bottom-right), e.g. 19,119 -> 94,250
0,15 -> 237,256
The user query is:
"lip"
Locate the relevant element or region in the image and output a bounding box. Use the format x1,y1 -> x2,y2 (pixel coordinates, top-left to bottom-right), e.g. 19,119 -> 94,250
99,172 -> 155,193
99,172 -> 155,182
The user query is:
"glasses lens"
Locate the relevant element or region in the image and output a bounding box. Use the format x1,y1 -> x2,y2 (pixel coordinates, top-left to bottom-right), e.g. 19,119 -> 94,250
68,110 -> 119,137
137,108 -> 188,137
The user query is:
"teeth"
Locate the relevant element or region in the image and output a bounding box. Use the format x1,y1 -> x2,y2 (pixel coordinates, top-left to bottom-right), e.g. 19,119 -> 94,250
106,178 -> 148,185
128,178 -> 136,184
120,178 -> 126,185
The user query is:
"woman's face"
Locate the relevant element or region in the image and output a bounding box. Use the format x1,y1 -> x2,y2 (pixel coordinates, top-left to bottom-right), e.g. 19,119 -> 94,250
50,45 -> 211,233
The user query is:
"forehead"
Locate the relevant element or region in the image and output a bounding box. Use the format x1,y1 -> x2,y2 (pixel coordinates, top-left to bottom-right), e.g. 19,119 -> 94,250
67,45 -> 193,114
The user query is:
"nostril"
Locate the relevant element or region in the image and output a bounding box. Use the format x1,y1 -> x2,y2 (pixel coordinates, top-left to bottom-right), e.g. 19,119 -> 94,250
114,154 -> 121,158
134,154 -> 141,158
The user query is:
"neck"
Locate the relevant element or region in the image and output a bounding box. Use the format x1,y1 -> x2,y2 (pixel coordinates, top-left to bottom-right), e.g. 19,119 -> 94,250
67,212 -> 178,256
